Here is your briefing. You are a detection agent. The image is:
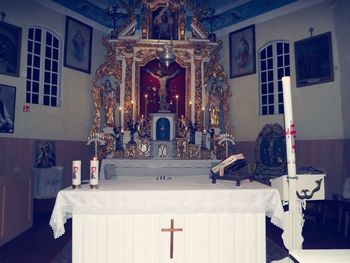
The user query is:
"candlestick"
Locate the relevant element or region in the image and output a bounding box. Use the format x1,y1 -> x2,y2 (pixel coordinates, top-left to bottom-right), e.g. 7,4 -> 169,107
145,94 -> 148,115
72,160 -> 81,189
118,106 -> 122,127
90,158 -> 99,189
175,95 -> 179,118
201,106 -> 205,129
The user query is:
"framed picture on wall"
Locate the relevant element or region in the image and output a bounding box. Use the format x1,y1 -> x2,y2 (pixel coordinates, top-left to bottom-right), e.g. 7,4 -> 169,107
0,21 -> 22,77
229,24 -> 256,78
0,84 -> 16,133
294,32 -> 334,87
64,16 -> 93,74
34,141 -> 56,168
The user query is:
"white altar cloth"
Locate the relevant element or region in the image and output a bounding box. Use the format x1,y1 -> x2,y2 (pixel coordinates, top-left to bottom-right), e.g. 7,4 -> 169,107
50,175 -> 284,238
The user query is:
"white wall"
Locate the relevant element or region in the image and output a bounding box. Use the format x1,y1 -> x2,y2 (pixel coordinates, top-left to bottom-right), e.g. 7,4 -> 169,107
0,0 -> 107,141
220,0 -> 344,141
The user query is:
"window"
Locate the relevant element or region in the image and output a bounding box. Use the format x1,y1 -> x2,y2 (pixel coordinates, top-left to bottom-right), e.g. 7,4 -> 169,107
26,27 -> 61,107
259,41 -> 290,115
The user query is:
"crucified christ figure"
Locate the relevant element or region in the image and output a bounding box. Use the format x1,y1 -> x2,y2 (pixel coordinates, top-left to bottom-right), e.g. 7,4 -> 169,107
146,68 -> 179,105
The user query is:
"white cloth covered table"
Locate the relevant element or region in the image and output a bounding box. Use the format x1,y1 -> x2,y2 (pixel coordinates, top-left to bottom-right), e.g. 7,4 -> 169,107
50,175 -> 284,263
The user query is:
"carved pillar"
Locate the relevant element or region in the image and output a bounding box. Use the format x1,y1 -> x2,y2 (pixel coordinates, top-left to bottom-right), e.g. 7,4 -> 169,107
194,58 -> 202,127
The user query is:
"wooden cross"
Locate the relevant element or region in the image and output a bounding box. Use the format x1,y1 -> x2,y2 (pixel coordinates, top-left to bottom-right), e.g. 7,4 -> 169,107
161,219 -> 183,259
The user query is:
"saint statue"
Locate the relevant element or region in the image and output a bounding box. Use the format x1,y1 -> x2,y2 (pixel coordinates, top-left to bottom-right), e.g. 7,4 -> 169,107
101,79 -> 117,127
208,81 -> 222,127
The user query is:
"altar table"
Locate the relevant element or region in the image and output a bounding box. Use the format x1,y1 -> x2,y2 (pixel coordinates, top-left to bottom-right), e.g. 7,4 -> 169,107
50,175 -> 284,263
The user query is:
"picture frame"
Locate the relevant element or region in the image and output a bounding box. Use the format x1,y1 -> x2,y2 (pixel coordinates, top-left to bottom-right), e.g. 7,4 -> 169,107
0,84 -> 16,133
0,21 -> 22,77
294,32 -> 334,87
34,140 -> 56,168
229,24 -> 256,78
64,16 -> 92,73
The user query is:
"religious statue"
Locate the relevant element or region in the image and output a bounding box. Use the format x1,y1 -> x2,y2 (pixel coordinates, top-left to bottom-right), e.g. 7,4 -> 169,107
101,79 -> 117,127
208,80 -> 222,127
127,120 -> 138,144
153,8 -> 173,40
112,125 -> 124,151
146,68 -> 179,111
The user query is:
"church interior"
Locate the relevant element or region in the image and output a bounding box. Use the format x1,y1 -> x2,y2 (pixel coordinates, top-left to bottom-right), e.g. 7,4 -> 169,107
1,0 -> 350,262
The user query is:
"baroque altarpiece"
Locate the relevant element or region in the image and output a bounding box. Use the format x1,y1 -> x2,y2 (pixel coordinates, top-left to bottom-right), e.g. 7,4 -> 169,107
90,0 -> 234,160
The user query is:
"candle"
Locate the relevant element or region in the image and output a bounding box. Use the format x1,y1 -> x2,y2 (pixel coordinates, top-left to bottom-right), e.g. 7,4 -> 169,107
90,158 -> 99,189
72,160 -> 81,189
202,106 -> 205,128
131,100 -> 134,120
175,95 -> 179,117
119,106 -> 122,127
144,94 -> 148,115
189,101 -> 192,121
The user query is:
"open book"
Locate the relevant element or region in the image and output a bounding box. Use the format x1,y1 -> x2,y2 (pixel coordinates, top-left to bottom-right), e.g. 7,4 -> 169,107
211,153 -> 245,174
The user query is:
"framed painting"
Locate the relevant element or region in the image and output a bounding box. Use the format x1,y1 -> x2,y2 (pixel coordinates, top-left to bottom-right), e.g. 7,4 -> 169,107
34,140 -> 56,168
0,84 -> 16,133
294,32 -> 334,87
0,22 -> 22,77
64,16 -> 92,73
229,24 -> 256,78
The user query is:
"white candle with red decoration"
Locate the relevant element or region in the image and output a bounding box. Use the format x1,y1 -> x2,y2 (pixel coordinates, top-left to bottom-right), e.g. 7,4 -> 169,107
90,157 -> 99,189
72,160 -> 81,189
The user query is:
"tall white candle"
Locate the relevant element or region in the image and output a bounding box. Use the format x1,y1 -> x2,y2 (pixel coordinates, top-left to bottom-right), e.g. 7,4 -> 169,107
282,76 -> 301,250
72,160 -> 81,188
90,158 -> 99,188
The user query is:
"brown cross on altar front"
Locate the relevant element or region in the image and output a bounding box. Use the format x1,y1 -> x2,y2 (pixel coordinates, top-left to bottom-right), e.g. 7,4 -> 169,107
161,219 -> 183,259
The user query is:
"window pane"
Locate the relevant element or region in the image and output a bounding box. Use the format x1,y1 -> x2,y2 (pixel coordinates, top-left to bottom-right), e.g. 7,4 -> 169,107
51,97 -> 57,107
35,28 -> 42,42
43,95 -> 50,105
26,81 -> 31,91
262,84 -> 267,94
28,28 -> 34,39
278,81 -> 282,91
278,68 -> 283,79
52,86 -> 57,95
45,46 -> 52,58
279,105 -> 284,114
52,73 -> 58,85
269,105 -> 274,114
268,82 -> 274,93
26,67 -> 32,79
46,32 -> 52,46
52,61 -> 58,72
45,59 -> 51,71
34,43 -> 41,55
53,37 -> 59,48
284,43 -> 289,53
267,45 -> 273,57
44,84 -> 50,94
32,94 -> 39,104
26,93 -> 31,103
44,72 -> 50,83
285,55 -> 290,66
261,72 -> 266,82
285,67 -> 290,76
267,58 -> 273,69
260,60 -> 266,71
268,70 -> 273,81
33,82 -> 39,93
33,68 -> 40,81
27,54 -> 32,66
262,95 -> 267,104
268,94 -> 274,103
277,56 -> 283,67
277,43 -> 283,54
260,49 -> 266,60
262,106 -> 267,115
34,55 -> 40,68
278,93 -> 283,103
27,40 -> 33,52
53,48 -> 58,60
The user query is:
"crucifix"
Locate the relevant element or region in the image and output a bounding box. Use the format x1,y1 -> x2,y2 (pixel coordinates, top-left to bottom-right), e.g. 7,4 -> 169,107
161,219 -> 183,259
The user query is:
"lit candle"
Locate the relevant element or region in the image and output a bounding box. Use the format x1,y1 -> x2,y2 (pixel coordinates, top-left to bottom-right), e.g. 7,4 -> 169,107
175,95 -> 179,118
202,106 -> 205,128
119,106 -> 122,127
145,94 -> 148,115
189,101 -> 192,121
72,160 -> 81,189
90,157 -> 99,189
131,100 -> 134,120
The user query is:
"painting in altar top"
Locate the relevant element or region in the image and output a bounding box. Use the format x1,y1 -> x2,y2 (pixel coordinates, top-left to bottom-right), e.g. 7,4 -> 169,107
151,6 -> 178,40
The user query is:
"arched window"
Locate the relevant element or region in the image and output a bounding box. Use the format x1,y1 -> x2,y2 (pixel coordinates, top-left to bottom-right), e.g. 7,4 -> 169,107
26,26 -> 61,107
259,41 -> 290,115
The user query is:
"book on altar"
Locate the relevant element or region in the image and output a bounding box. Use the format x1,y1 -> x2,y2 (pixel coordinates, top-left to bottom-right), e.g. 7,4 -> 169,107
211,153 -> 245,174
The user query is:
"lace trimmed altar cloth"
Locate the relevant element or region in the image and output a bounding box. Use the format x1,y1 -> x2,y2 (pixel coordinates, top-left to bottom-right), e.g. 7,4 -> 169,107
50,175 -> 284,239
